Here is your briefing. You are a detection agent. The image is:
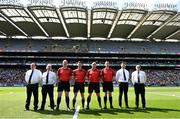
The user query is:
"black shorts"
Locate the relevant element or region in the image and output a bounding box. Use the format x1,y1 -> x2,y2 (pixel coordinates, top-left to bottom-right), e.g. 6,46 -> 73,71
57,81 -> 70,92
73,82 -> 85,93
88,82 -> 100,93
103,82 -> 113,92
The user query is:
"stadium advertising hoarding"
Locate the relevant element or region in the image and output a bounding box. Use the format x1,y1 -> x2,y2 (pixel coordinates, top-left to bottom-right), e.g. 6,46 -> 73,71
0,0 -> 22,5
28,0 -> 53,6
0,0 -> 178,11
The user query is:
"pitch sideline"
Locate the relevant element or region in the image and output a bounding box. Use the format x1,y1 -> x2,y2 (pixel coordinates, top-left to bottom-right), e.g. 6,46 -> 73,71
73,105 -> 80,119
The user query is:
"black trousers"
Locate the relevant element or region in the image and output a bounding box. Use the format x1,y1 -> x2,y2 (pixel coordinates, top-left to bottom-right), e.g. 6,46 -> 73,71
134,83 -> 146,108
40,85 -> 55,109
25,83 -> 39,110
119,82 -> 129,107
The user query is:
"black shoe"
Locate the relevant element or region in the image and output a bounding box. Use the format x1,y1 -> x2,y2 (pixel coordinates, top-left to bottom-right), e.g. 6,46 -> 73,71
50,106 -> 55,110
86,107 -> 89,110
110,106 -> 114,109
39,108 -> 44,111
56,108 -> 59,111
49,105 -> 56,109
34,108 -> 38,111
49,105 -> 56,107
24,108 -> 29,111
126,106 -> 129,109
72,107 -> 75,111
103,106 -> 107,109
25,106 -> 29,111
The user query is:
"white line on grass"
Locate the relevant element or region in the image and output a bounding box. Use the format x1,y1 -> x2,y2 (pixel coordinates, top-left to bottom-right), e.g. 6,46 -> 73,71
148,92 -> 180,98
73,105 -> 80,119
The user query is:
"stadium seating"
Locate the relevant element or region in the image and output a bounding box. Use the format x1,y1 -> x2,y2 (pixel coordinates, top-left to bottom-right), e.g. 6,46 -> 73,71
0,39 -> 180,53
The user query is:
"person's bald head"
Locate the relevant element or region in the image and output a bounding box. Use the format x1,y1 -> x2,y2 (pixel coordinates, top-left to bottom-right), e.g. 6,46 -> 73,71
30,63 -> 36,70
46,64 -> 52,71
62,60 -> 68,68
136,65 -> 141,71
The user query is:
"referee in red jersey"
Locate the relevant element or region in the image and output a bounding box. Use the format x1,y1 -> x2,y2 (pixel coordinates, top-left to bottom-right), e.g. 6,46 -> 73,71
86,62 -> 102,110
72,61 -> 86,110
56,60 -> 73,111
101,61 -> 115,109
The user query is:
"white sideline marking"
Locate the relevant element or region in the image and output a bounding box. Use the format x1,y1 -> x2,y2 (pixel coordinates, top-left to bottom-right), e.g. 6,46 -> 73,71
148,92 -> 180,98
73,105 -> 80,119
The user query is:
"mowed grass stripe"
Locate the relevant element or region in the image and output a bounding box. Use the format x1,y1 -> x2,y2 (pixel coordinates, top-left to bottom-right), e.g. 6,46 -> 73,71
0,87 -> 180,118
148,92 -> 180,98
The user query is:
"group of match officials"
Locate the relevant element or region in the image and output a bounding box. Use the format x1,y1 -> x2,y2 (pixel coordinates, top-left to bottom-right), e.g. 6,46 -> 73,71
24,60 -> 146,111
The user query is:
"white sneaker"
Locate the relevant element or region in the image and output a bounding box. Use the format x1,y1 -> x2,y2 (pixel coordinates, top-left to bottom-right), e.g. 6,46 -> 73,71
67,108 -> 71,111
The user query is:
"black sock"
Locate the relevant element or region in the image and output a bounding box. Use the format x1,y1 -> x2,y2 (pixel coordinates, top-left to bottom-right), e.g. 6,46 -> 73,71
104,96 -> 107,107
82,98 -> 85,108
56,97 -> 61,109
87,96 -> 91,107
73,98 -> 76,108
97,96 -> 102,107
65,97 -> 70,108
109,96 -> 113,107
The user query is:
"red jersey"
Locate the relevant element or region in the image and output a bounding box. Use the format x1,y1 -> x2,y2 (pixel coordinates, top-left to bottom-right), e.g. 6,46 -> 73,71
57,67 -> 72,81
73,68 -> 86,83
87,68 -> 101,82
101,68 -> 115,82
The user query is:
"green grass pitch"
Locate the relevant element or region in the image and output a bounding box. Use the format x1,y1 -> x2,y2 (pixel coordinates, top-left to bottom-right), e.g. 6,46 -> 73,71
0,87 -> 180,119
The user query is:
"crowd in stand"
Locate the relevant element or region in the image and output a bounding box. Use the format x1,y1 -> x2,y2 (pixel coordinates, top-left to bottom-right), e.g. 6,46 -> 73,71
0,59 -> 178,66
0,68 -> 179,86
0,69 -> 26,86
146,70 -> 180,86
